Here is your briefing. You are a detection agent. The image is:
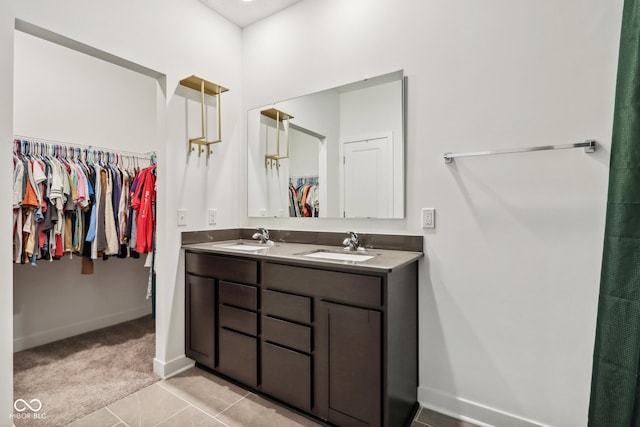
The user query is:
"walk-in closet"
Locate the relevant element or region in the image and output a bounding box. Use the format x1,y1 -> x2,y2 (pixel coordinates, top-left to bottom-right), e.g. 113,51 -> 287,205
12,25 -> 161,426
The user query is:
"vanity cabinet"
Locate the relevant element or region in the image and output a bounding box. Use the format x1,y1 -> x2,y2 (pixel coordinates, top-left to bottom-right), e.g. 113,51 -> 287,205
185,249 -> 418,427
262,261 -> 417,427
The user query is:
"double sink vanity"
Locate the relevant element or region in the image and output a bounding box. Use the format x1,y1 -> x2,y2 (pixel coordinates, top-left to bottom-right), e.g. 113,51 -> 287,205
182,229 -> 423,427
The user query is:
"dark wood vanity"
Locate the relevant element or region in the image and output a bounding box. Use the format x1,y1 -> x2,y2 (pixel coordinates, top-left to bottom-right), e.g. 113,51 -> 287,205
184,230 -> 421,427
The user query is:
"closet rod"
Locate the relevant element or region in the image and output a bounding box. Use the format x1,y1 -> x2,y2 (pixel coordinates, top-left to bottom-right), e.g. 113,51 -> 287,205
443,140 -> 596,163
13,134 -> 156,160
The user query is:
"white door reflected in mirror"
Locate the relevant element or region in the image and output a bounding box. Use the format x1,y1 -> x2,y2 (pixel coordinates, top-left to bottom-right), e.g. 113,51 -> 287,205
342,136 -> 392,218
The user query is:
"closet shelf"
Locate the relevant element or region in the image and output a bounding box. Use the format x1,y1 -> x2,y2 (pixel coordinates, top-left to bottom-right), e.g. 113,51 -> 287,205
179,75 -> 229,157
179,75 -> 228,96
261,107 -> 294,122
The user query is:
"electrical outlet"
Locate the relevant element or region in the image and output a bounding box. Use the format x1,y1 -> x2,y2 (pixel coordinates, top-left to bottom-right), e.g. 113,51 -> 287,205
208,209 -> 217,225
422,208 -> 435,229
260,209 -> 266,217
177,209 -> 188,226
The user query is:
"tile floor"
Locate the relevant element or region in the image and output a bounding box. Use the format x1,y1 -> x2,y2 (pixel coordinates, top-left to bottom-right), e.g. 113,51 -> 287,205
67,367 -> 478,427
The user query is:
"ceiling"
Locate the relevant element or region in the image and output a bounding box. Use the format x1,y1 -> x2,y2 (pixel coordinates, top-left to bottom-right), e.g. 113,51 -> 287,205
199,0 -> 304,28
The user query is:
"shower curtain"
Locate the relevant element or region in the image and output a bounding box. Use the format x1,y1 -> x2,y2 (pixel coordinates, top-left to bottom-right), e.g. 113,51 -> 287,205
589,1 -> 640,425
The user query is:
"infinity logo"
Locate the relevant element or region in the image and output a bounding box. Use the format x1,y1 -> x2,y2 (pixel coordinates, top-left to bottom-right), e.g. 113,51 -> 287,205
14,399 -> 42,412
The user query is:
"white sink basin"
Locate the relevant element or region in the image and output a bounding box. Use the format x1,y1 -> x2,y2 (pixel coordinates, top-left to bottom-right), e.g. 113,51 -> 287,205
302,250 -> 375,262
219,243 -> 270,251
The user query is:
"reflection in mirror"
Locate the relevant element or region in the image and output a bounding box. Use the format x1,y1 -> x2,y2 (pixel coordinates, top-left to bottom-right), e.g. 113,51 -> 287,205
247,70 -> 405,219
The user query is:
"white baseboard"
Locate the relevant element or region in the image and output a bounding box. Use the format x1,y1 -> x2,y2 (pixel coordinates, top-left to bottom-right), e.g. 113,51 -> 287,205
153,355 -> 195,379
13,306 -> 152,352
418,386 -> 549,427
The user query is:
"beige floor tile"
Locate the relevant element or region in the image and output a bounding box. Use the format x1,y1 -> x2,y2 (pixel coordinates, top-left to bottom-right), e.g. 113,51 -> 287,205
216,394 -> 323,427
66,407 -> 121,427
157,406 -> 227,427
159,367 -> 248,416
417,407 -> 479,427
107,383 -> 189,427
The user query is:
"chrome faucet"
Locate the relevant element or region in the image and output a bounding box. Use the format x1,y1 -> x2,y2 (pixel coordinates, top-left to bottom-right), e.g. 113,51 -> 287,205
252,227 -> 271,244
342,231 -> 360,251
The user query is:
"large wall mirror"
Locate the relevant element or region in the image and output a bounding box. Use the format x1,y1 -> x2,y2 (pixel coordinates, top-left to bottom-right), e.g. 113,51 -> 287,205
247,70 -> 405,219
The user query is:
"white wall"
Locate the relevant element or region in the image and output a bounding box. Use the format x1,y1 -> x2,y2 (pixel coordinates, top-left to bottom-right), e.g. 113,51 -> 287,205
12,30 -> 155,351
13,31 -> 158,151
289,130 -> 320,178
1,2 -> 243,419
242,1 -> 622,426
0,0 -> 14,425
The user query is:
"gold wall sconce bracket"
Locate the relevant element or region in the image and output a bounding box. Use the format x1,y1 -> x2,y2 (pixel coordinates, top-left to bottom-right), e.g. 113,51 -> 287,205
180,75 -> 228,157
261,107 -> 293,169
265,154 -> 288,169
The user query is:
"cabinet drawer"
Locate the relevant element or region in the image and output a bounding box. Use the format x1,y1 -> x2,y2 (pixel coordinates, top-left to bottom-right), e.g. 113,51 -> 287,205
219,305 -> 257,336
264,263 -> 382,307
219,281 -> 257,310
262,342 -> 311,412
185,252 -> 258,285
263,316 -> 311,353
263,290 -> 311,324
218,328 -> 257,387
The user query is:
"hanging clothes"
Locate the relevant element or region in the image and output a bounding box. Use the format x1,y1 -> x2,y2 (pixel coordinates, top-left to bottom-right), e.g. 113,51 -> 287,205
130,164 -> 156,254
288,176 -> 319,217
12,139 -> 157,269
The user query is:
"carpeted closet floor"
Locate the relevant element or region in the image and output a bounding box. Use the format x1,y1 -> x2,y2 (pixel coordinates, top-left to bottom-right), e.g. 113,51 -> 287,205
13,315 -> 158,426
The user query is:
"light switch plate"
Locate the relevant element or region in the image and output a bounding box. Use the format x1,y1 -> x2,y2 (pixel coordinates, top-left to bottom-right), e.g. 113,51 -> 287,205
208,209 -> 217,225
177,209 -> 188,226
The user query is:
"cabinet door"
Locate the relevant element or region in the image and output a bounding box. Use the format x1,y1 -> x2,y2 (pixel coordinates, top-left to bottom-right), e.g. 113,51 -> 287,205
321,302 -> 382,427
185,274 -> 215,369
